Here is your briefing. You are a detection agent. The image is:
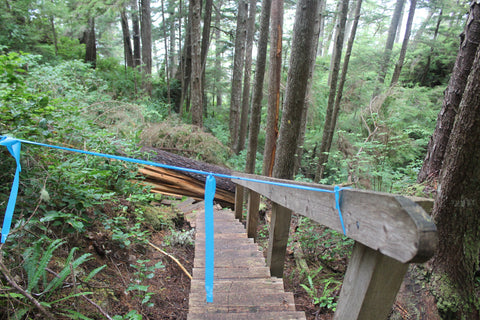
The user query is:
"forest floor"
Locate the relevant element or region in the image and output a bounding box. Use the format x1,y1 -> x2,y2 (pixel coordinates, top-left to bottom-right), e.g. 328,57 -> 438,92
49,197 -> 441,320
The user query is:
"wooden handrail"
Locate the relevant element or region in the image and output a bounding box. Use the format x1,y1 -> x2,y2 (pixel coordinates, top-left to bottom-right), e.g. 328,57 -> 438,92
231,172 -> 437,264
231,172 -> 437,320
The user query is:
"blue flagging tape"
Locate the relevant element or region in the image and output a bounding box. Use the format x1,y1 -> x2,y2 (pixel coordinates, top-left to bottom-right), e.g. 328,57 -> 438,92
0,135 -> 351,300
0,137 -> 21,243
204,175 -> 216,303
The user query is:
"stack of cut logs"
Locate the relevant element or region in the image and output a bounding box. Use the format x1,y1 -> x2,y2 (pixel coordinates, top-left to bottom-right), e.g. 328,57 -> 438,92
136,148 -> 236,207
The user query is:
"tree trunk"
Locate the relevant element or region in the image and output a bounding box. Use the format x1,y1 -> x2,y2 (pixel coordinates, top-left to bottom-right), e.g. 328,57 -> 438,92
132,0 -> 141,68
121,10 -> 134,68
179,0 -> 193,114
190,0 -> 203,127
160,0 -> 171,105
294,0 -> 323,176
229,0 -> 248,148
236,0 -> 257,154
420,8 -> 443,86
430,40 -> 480,319
323,1 -> 340,59
317,0 -> 326,57
375,0 -> 406,88
273,0 -> 319,181
390,0 -> 416,86
417,2 -> 480,183
262,0 -> 284,177
200,0 -> 213,116
214,2 -> 223,109
141,0 -> 152,95
84,17 -> 96,68
50,16 -> 58,56
315,0 -> 349,182
169,10 -> 177,79
245,0 -> 272,174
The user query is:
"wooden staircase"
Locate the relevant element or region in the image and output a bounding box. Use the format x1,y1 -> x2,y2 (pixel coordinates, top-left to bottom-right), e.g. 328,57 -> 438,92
175,198 -> 306,320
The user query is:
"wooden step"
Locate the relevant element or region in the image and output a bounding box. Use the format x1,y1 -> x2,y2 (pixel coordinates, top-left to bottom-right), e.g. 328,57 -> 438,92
187,202 -> 306,319
187,311 -> 307,320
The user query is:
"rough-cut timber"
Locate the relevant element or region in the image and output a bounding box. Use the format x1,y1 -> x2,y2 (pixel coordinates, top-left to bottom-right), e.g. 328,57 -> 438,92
137,147 -> 235,206
176,198 -> 306,320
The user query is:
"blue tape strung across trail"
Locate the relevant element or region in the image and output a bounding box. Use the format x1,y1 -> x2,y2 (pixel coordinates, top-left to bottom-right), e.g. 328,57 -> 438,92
0,135 -> 350,301
204,175 -> 216,303
0,137 -> 21,243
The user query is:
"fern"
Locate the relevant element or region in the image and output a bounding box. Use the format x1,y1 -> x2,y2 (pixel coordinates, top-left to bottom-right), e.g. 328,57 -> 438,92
44,248 -> 92,296
23,238 -> 65,293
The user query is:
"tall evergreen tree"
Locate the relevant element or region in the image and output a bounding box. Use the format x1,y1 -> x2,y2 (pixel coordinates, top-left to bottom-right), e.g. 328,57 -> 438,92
418,1 -> 480,183
390,0 -> 416,86
229,0 -> 248,148
315,0 -> 349,182
190,0 -> 203,126
262,0 -> 284,176
245,0 -> 272,174
273,0 -> 320,180
141,0 -> 152,95
236,0 -> 257,154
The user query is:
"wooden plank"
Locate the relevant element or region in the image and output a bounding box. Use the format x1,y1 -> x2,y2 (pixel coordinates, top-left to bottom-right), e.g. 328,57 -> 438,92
190,278 -> 285,293
188,292 -> 296,311
235,185 -> 245,221
232,172 -> 437,263
246,191 -> 261,240
192,267 -> 271,279
334,241 -> 409,320
188,311 -> 306,320
266,203 -> 292,278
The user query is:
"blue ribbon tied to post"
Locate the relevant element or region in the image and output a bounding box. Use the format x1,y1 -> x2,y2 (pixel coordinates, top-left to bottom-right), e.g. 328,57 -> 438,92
0,137 -> 22,244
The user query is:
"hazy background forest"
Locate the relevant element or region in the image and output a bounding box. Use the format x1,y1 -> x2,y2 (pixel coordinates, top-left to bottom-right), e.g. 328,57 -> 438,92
1,0 -> 478,319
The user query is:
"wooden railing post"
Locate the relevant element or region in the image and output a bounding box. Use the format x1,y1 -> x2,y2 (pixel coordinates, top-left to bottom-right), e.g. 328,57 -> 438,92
267,203 -> 292,277
246,191 -> 260,240
334,241 -> 409,320
234,185 -> 244,221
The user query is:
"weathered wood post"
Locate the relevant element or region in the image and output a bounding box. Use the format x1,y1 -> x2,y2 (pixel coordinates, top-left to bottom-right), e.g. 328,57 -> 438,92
246,191 -> 261,239
266,203 -> 292,277
234,185 -> 244,221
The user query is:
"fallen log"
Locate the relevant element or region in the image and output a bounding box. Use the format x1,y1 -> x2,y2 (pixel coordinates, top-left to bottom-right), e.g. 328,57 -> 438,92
136,147 -> 236,206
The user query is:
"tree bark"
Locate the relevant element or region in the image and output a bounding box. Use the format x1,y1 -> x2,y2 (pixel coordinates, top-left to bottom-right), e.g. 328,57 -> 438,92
236,0 -> 257,154
121,9 -> 134,68
214,1 -> 223,107
200,0 -> 213,116
214,2 -> 223,109
262,0 -> 284,176
141,0 -> 152,95
190,0 -> 203,126
375,0 -> 406,88
315,0 -> 349,182
390,0 -> 416,86
417,2 -> 480,183
229,0 -> 248,148
317,0 -> 326,57
294,0 -> 323,176
50,16 -> 58,56
420,8 -> 443,86
84,17 -> 96,68
132,0 -> 141,68
273,0 -> 319,180
245,0 -> 272,174
160,0 -> 171,105
430,40 -> 480,319
178,0 -> 193,114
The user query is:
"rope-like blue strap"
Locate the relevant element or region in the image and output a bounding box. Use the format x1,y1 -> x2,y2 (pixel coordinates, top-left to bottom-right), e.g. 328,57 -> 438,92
0,137 -> 21,243
0,136 -> 350,302
204,175 -> 216,303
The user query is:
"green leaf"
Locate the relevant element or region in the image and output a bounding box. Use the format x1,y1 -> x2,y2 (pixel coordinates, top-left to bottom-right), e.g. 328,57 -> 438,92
83,264 -> 107,283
